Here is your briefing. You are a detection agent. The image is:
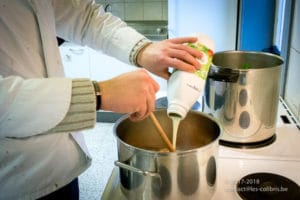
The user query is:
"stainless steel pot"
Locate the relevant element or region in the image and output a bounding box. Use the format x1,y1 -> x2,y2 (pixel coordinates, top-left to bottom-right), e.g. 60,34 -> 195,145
113,110 -> 221,200
204,51 -> 283,144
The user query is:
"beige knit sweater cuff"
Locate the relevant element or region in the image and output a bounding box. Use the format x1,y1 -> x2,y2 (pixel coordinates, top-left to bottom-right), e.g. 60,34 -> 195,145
46,79 -> 96,133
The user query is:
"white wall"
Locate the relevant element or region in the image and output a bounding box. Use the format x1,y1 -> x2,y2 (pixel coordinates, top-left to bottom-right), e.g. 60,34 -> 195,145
168,0 -> 237,51
284,0 -> 300,120
60,43 -> 168,91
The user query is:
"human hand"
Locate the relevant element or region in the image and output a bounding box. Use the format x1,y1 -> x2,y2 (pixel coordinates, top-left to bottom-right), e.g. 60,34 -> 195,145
98,69 -> 159,121
136,37 -> 203,80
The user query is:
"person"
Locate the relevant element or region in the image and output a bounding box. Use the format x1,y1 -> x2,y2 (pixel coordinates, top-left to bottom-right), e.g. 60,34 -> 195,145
0,0 -> 202,199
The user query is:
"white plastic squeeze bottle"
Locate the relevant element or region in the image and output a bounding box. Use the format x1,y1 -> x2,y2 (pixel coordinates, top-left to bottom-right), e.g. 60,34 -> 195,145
167,34 -> 215,119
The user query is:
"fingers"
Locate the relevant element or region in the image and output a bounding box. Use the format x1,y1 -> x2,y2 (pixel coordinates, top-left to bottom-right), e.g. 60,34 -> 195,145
136,36 -> 204,80
151,38 -> 203,73
167,49 -> 201,71
161,57 -> 191,73
129,90 -> 155,121
129,112 -> 144,121
158,70 -> 171,80
168,37 -> 198,44
170,42 -> 203,60
168,41 -> 203,68
146,80 -> 157,114
151,76 -> 160,92
130,71 -> 159,121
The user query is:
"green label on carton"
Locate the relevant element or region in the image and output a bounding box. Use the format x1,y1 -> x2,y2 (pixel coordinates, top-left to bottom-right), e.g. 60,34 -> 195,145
187,43 -> 214,80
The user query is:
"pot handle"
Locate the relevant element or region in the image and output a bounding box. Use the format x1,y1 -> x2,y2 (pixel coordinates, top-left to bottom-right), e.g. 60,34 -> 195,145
207,65 -> 240,83
114,161 -> 161,179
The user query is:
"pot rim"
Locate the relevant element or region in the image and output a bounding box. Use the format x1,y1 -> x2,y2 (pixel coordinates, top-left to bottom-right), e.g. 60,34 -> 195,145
113,110 -> 222,156
212,50 -> 284,72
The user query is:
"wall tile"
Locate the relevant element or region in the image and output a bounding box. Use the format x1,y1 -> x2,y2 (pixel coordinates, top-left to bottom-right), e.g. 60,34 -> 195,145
110,3 -> 125,19
125,2 -> 143,20
95,0 -> 104,4
97,0 -> 167,21
144,2 -> 162,20
109,0 -> 125,2
143,0 -> 161,1
162,1 -> 168,20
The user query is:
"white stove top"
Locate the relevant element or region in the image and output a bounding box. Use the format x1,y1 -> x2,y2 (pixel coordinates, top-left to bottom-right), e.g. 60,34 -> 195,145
101,98 -> 300,200
213,98 -> 300,199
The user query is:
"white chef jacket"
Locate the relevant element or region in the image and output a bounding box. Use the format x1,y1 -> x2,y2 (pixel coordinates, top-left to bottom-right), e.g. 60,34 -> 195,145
0,0 -> 145,199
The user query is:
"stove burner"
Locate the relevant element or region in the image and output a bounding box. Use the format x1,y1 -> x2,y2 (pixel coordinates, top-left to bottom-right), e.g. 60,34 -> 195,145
237,172 -> 300,200
219,134 -> 276,149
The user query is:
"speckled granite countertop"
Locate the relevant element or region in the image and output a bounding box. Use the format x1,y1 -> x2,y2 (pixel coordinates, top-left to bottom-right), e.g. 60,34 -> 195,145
79,122 -> 117,200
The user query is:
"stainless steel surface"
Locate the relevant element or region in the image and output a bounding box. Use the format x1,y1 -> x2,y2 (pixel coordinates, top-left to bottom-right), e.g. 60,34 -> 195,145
101,168 -> 125,200
114,161 -> 160,178
204,51 -> 283,143
101,99 -> 300,200
113,110 -> 221,200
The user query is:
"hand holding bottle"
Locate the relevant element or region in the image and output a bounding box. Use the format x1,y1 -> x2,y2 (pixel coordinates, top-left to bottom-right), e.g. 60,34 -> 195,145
136,37 -> 203,80
167,34 -> 215,119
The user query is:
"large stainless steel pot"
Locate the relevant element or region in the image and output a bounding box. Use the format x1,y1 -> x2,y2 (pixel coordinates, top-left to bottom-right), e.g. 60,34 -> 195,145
204,51 -> 283,144
114,110 -> 221,200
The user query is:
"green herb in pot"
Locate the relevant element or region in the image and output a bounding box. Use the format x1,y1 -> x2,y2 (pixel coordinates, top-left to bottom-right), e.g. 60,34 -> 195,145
241,63 -> 251,69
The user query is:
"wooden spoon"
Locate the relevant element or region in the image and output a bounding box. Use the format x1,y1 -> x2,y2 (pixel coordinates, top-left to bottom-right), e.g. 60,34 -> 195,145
149,112 -> 175,152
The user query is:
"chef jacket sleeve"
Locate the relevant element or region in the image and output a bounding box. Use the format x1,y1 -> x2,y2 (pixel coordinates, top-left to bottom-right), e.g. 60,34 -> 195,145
0,76 -> 96,139
53,0 -> 148,65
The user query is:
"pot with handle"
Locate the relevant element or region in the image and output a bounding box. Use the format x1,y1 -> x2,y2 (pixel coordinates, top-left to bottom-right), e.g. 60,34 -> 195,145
203,51 -> 283,144
114,110 -> 221,200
